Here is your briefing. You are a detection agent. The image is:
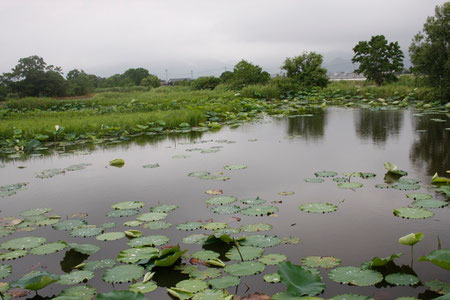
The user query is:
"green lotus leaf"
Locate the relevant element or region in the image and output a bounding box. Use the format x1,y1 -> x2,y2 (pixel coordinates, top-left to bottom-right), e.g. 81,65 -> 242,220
385,273 -> 419,286
361,253 -> 403,269
125,230 -> 142,238
333,177 -> 349,183
360,173 -> 376,179
434,294 -> 450,300
30,241 -> 67,255
155,245 -> 185,267
271,292 -> 317,299
117,247 -> 159,264
241,234 -> 282,248
264,272 -> 281,283
226,246 -> 264,261
201,148 -> 220,154
393,207 -> 434,219
70,227 -> 103,238
328,266 -> 383,286
278,261 -> 325,296
299,202 -> 337,214
206,196 -> 237,205
375,183 -> 393,189
128,235 -> 170,247
241,205 -> 279,216
395,297 -> 420,300
304,178 -> 325,183
109,159 -> 125,167
224,164 -> 247,170
167,287 -> 193,300
144,221 -> 172,230
338,182 -> 363,189
59,270 -> 94,285
399,233 -> 424,246
438,185 -> 450,197
283,237 -> 301,244
192,289 -> 228,300
68,243 -> 100,255
177,222 -> 203,231
182,234 -> 208,244
20,208 -> 52,217
176,279 -> 208,293
83,259 -> 116,271
412,199 -> 448,208
0,264 -> 11,280
0,249 -> 28,260
419,249 -> 450,270
59,285 -> 96,299
142,163 -> 160,169
106,209 -> 140,218
330,294 -> 374,300
188,171 -> 210,178
129,281 -> 157,293
398,178 -> 420,185
393,183 -> 420,191
101,222 -> 117,229
314,171 -> 337,178
431,173 -> 450,185
172,154 -> 191,159
205,258 -> 225,268
208,276 -> 241,289
137,212 -> 167,222
103,264 -> 145,283
112,201 -> 145,210
189,267 -> 222,280
203,222 -> 228,231
150,204 -> 178,213
124,220 -> 143,227
240,223 -> 272,232
35,217 -> 61,226
0,228 -> 13,238
1,236 -> 46,250
384,162 -> 407,176
406,193 -> 432,200
96,232 -> 125,241
259,253 -> 287,265
214,227 -> 240,236
11,270 -> 59,290
97,290 -> 146,299
425,279 -> 450,294
192,250 -> 220,261
211,205 -> 241,214
301,256 -> 341,268
24,215 -> 46,223
53,219 -> 87,231
224,261 -> 265,277
240,197 -> 266,205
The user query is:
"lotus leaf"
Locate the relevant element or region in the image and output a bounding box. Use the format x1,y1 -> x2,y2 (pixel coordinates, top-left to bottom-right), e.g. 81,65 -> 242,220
59,270 -> 94,285
173,154 -> 191,159
188,171 -> 210,178
271,292 -> 314,299
278,261 -> 326,296
137,212 -> 167,222
208,276 -> 241,289
241,205 -> 278,216
117,247 -> 159,264
203,222 -> 228,230
264,272 -> 281,283
393,207 -> 434,219
35,217 -> 61,226
167,287 -> 193,300
419,249 -> 450,270
283,237 -> 301,244
425,279 -> 450,294
328,266 -> 383,286
128,235 -> 170,247
109,159 -> 125,167
155,245 -> 185,267
412,199 -> 448,208
53,220 -> 87,231
406,193 -> 432,200
333,177 -> 349,183
214,227 -> 240,236
59,285 -> 96,299
0,250 -> 28,261
393,183 -> 420,191
83,259 -> 115,271
11,270 -> 59,290
338,182 -> 363,189
97,290 -> 146,299
224,261 -> 265,276
144,221 -> 172,230
182,234 -> 208,244
240,223 -> 272,232
330,294 -> 374,300
385,273 -> 419,286
0,228 -> 12,238
103,264 -> 145,283
259,253 -> 287,265
206,196 -> 237,205
224,164 -> 247,170
375,183 -> 393,189
395,297 -> 419,300
101,222 -> 117,229
112,201 -> 145,210
192,289 -> 228,300
129,281 -> 157,293
30,241 -> 67,255
95,231 -> 125,242
70,227 -> 103,238
124,220 -> 143,227
201,148 -> 220,154
360,173 -> 376,179
361,253 -> 403,269
301,256 -> 341,268
431,173 -> 450,185
142,163 -> 160,169
211,205 -> 241,214
1,236 -> 46,250
192,250 -> 220,261
304,178 -> 325,183
106,209 -> 140,218
177,222 -> 203,231
438,185 -> 450,197
240,197 -> 266,205
124,230 -> 141,238
241,234 -> 282,248
384,162 -> 408,176
314,171 -> 337,177
205,189 -> 223,195
226,246 -> 264,261
176,279 -> 208,293
35,168 -> 65,178
68,243 -> 100,255
299,202 -> 338,214
189,267 -> 222,280
150,204 -> 178,213
0,264 -> 11,280
19,208 -> 52,217
399,233 -> 424,246
398,178 -> 420,185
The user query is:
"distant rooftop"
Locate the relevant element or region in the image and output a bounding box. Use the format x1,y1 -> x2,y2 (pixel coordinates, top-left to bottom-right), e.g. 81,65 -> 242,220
329,72 -> 365,81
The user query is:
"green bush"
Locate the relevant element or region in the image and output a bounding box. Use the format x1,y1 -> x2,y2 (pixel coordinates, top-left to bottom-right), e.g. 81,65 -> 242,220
191,76 -> 221,90
241,84 -> 281,100
95,86 -> 151,93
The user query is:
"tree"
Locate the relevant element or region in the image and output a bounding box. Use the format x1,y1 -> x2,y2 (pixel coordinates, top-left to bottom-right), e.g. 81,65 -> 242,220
352,35 -> 404,85
66,69 -> 96,96
191,76 -> 221,90
219,71 -> 234,83
231,60 -> 270,89
281,52 -> 328,88
140,74 -> 160,88
409,2 -> 449,101
122,68 -> 150,85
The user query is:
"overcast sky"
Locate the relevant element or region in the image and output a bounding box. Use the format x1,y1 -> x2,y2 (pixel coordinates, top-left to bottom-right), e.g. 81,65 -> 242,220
0,0 -> 446,78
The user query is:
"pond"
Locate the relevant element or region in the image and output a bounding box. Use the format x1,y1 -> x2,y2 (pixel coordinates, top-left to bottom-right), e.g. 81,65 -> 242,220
0,107 -> 449,299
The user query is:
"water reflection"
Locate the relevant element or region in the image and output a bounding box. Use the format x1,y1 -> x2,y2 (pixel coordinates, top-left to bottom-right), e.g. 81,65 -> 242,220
354,109 -> 404,145
409,114 -> 449,176
285,109 -> 328,140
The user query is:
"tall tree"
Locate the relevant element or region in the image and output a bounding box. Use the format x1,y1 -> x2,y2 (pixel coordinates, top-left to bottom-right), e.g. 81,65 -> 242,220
231,60 -> 270,88
282,52 -> 328,87
123,68 -> 150,85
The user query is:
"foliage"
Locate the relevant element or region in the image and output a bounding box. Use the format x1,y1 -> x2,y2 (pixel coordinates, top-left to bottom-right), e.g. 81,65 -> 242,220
241,84 -> 281,100
230,60 -> 270,89
11,270 -> 59,290
399,233 -> 424,246
220,71 -> 234,83
419,249 -> 450,270
277,261 -> 325,297
191,76 -> 221,90
281,52 -> 328,88
141,74 -> 161,88
352,35 -> 404,85
66,69 -> 98,96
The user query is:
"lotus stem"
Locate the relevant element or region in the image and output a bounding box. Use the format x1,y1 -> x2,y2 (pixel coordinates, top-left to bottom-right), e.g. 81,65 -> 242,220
233,239 -> 244,262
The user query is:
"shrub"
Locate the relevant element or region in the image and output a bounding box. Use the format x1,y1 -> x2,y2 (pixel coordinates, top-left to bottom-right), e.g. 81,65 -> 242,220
241,84 -> 281,100
191,76 -> 221,90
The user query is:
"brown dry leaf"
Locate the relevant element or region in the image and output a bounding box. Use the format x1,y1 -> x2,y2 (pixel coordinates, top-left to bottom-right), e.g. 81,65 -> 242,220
8,289 -> 29,298
190,258 -> 201,265
71,212 -> 88,218
232,217 -> 241,222
241,292 -> 270,300
205,189 -> 223,195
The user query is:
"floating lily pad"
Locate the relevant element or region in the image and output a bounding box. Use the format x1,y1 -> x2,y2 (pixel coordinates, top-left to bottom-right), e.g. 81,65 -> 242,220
35,168 -> 65,178
264,273 -> 281,283
188,171 -> 210,178
406,193 -> 432,200
59,285 -> 96,299
240,223 -> 272,232
208,276 -> 241,289
189,267 -> 222,280
117,247 -> 159,264
125,230 -> 142,238
68,243 -> 100,255
283,237 -> 301,244
1,236 -> 46,250
314,171 -> 338,178
173,154 -> 191,159
96,232 -> 125,241
241,205 -> 279,216
361,253 -> 403,268
338,182 -> 363,189
412,199 -> 448,208
177,222 -> 203,231
206,196 -> 237,205
107,209 -> 139,218
97,290 -> 146,299
124,220 -> 143,227
0,182 -> 28,197
103,265 -> 145,283
35,217 -> 61,226
176,279 -> 208,293
30,242 -> 67,255
53,219 -> 87,231
144,221 -> 172,230
128,235 -> 170,247
70,227 -> 103,238
375,183 -> 393,189
0,264 -> 12,279
304,178 -> 325,183
203,222 -> 228,230
330,294 -> 374,300
137,212 -> 167,222
182,234 -> 208,244
393,183 -> 420,191
150,204 -> 178,213
240,197 -> 266,205
192,250 -> 220,261
83,259 -> 116,271
425,279 -> 450,294
59,270 -> 94,285
142,163 -> 160,169
301,256 -> 341,268
226,246 -> 264,261
214,227 -> 241,236
20,208 -> 52,217
192,289 -> 228,300
240,234 -> 282,248
129,281 -> 157,294
211,205 -> 241,214
398,178 -> 420,185
360,173 -> 376,179
385,273 -> 419,286
0,250 -> 28,261
329,266 -> 383,286
224,261 -> 265,277
333,177 -> 349,183
0,228 -> 12,238
224,165 -> 247,170
299,202 -> 337,214
259,253 -> 287,265
101,222 -> 117,229
112,201 -> 145,210
393,207 -> 434,219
